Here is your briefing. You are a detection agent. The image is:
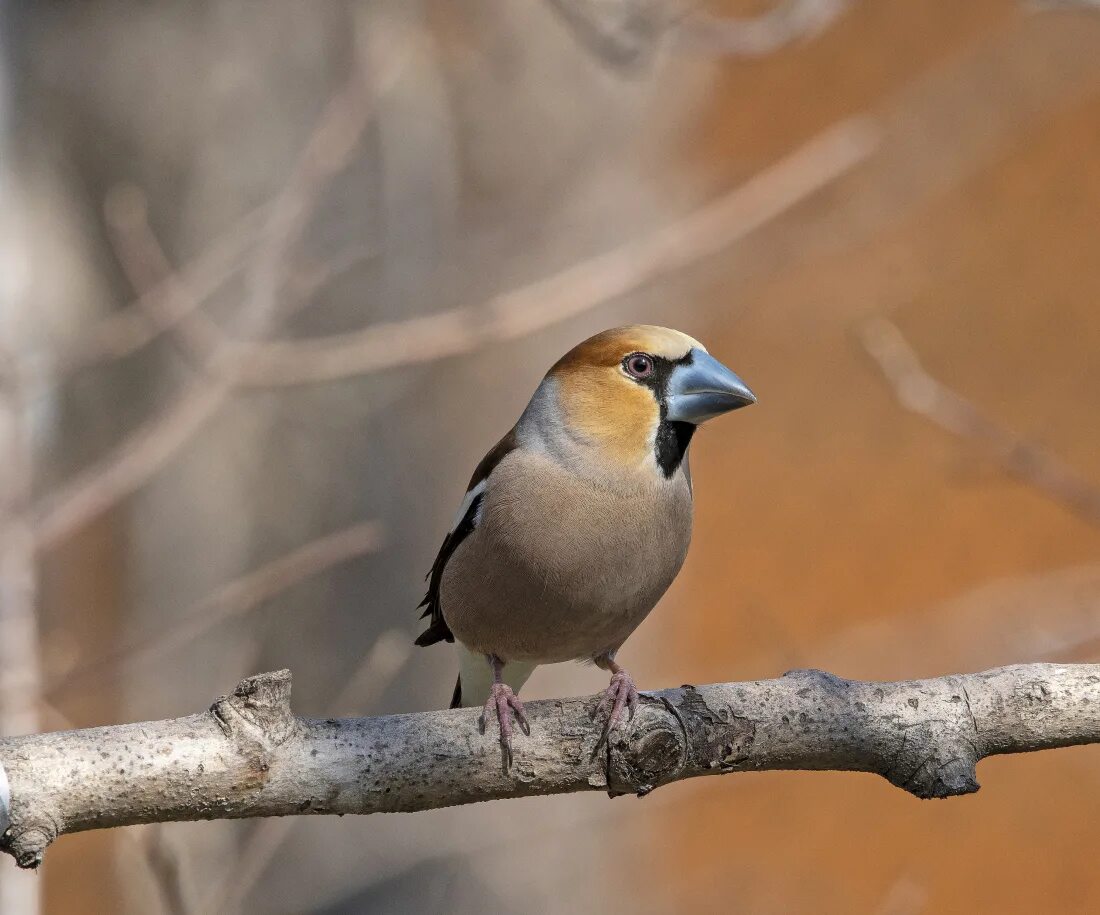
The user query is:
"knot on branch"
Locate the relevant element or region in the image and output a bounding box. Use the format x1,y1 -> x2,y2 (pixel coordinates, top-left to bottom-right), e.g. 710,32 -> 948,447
211,669 -> 298,775
607,699 -> 688,796
882,730 -> 981,800
879,677 -> 984,800
0,756 -> 59,870
607,686 -> 759,795
2,823 -> 54,870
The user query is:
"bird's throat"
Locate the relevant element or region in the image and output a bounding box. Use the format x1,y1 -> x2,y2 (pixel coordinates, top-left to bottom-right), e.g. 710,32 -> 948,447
654,419 -> 695,477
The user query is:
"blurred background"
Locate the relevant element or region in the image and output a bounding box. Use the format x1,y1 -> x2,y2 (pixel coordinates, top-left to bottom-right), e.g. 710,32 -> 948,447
2,0 -> 1100,912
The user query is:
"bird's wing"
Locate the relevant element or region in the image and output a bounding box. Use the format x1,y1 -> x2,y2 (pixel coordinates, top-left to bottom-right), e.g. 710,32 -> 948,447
414,428 -> 518,647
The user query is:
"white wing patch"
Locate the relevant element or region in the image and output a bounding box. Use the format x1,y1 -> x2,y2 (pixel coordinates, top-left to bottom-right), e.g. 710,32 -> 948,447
450,479 -> 487,532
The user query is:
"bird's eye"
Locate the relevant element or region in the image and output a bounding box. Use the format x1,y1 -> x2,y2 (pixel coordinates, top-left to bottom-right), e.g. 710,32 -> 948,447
624,353 -> 654,379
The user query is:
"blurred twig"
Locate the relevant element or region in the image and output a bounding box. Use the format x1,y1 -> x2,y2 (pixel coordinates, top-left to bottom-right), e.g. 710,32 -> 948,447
140,827 -> 196,915
28,41 -> 389,553
860,317 -> 1100,529
52,206 -> 267,376
56,24 -> 394,380
47,521 -> 385,696
90,116 -> 878,394
31,376 -> 231,552
103,192 -> 382,364
0,358 -> 41,737
543,0 -> 670,70
0,75 -> 43,915
103,186 -> 227,367
280,243 -> 382,320
676,0 -> 851,57
35,111 -> 875,579
223,116 -> 881,387
543,0 -> 849,68
237,39 -> 383,345
1026,1 -> 1100,10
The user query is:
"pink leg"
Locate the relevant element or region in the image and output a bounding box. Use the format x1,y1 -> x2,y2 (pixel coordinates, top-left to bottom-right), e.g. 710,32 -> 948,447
592,655 -> 640,747
479,654 -> 529,770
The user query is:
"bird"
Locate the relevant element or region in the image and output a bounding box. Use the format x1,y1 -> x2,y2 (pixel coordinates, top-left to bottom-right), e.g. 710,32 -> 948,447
415,325 -> 755,766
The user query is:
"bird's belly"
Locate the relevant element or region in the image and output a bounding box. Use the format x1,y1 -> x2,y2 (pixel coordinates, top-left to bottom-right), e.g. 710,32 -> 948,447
440,472 -> 692,663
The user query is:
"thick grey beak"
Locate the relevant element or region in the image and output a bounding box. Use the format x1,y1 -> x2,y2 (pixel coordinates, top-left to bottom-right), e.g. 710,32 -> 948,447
665,349 -> 756,424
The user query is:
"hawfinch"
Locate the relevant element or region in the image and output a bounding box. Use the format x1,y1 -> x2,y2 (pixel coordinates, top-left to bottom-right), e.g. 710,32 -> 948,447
416,325 -> 755,765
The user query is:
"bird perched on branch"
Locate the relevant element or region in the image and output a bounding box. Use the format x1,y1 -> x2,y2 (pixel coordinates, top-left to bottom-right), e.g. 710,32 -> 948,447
416,325 -> 755,766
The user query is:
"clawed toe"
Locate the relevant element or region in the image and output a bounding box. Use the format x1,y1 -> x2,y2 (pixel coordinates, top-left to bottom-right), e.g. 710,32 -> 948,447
511,695 -> 531,736
593,669 -> 640,750
480,682 -> 529,770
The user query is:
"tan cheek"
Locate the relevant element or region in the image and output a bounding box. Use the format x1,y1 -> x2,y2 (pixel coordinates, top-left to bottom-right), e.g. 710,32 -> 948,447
560,370 -> 657,464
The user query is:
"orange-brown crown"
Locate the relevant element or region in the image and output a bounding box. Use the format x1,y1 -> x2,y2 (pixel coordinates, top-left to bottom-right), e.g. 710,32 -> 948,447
549,325 -> 702,375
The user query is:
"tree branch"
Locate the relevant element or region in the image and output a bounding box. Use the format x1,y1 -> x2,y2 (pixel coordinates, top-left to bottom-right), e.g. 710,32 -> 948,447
3,662 -> 1099,870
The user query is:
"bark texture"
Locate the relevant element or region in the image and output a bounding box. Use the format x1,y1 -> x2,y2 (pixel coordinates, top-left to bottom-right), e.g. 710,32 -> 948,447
2,662 -> 1099,870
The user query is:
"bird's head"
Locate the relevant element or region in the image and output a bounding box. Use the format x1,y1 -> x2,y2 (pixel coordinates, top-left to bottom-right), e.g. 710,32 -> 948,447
544,325 -> 755,476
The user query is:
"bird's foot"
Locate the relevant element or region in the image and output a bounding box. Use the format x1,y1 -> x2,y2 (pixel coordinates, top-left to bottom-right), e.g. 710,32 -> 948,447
479,682 -> 530,770
592,668 -> 639,749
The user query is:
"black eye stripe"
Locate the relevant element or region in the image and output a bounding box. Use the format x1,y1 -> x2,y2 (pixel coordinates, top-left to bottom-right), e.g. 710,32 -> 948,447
621,349 -> 697,476
621,350 -> 693,393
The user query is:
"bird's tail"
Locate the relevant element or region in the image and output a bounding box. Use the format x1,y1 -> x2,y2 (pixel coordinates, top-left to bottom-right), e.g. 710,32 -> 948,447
449,675 -> 462,709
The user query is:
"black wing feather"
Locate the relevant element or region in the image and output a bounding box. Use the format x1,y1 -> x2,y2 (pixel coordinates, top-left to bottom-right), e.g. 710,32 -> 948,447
413,492 -> 482,647
414,429 -> 518,648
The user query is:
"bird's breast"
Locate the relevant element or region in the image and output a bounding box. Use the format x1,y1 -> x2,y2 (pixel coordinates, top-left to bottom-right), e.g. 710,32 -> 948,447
440,448 -> 693,662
